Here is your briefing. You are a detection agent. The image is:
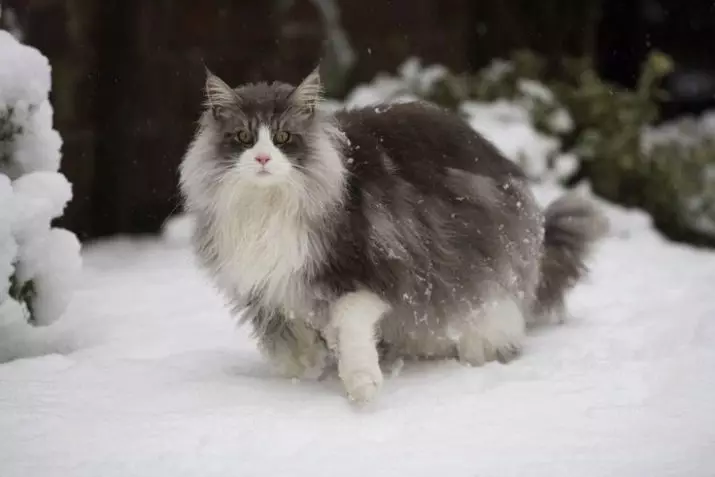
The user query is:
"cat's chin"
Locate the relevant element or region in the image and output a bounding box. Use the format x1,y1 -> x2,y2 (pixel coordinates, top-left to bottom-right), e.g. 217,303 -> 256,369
245,170 -> 290,187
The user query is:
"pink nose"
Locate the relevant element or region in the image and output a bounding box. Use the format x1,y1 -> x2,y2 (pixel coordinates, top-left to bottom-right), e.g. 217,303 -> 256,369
255,154 -> 271,166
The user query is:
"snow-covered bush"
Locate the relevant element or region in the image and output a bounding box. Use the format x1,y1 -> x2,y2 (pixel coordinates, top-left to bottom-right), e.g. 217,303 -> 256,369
0,30 -> 81,328
549,53 -> 715,246
643,113 -> 715,240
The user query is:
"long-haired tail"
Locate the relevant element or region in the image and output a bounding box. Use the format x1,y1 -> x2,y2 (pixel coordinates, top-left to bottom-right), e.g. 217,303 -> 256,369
532,192 -> 609,321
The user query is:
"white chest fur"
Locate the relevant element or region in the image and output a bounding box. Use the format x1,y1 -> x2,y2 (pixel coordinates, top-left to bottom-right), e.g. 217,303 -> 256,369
210,185 -> 321,308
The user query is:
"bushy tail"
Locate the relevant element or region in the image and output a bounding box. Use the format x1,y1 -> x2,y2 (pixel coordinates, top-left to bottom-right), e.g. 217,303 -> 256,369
533,192 -> 609,320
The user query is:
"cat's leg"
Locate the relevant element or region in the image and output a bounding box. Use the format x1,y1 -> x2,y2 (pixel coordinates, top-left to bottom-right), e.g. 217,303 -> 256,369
257,319 -> 330,380
456,295 -> 525,366
330,290 -> 390,403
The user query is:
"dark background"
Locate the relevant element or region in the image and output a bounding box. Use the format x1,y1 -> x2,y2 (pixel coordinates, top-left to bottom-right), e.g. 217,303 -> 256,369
2,0 -> 714,241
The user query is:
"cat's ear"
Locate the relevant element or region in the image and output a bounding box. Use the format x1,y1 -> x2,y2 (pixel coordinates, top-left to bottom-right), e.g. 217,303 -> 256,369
290,65 -> 323,113
204,68 -> 239,119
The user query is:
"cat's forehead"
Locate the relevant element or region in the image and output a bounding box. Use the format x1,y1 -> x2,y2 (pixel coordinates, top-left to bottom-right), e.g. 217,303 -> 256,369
214,81 -> 310,130
235,81 -> 294,115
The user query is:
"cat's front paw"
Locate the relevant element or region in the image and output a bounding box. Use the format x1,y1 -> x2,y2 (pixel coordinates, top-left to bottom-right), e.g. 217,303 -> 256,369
342,370 -> 383,403
340,366 -> 383,403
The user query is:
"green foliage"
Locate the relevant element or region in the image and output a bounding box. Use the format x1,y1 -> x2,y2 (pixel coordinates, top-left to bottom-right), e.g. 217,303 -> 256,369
8,272 -> 36,325
1,107 -> 22,168
642,136 -> 715,245
548,52 -> 715,246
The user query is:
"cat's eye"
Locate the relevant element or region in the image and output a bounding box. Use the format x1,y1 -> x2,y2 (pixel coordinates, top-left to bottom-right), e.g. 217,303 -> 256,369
235,130 -> 253,145
273,131 -> 291,145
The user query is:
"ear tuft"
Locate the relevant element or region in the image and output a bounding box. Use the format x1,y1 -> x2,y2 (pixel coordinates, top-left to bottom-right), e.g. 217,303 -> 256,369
204,68 -> 238,116
290,66 -> 323,112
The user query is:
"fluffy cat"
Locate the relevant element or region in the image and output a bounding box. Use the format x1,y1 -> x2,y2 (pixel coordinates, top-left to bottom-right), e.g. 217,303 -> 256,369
179,67 -> 607,403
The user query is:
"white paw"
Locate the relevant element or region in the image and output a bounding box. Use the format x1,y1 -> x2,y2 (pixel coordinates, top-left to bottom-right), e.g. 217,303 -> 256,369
340,367 -> 383,403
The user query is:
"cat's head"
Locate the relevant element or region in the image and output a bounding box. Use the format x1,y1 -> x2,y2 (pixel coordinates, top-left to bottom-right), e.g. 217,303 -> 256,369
180,67 -> 345,213
203,66 -> 326,184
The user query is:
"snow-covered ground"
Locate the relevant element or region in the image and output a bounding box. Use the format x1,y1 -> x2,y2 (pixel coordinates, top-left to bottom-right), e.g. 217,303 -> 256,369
1,184 -> 715,477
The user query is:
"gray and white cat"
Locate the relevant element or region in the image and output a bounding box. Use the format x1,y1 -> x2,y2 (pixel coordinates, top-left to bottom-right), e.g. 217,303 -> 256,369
179,67 -> 607,403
